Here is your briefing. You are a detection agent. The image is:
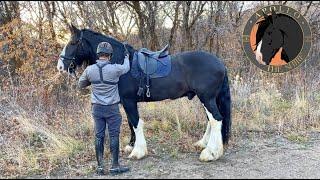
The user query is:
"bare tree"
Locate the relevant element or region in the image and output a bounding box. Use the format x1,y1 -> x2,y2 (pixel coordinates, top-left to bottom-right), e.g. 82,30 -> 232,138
56,2 -> 70,27
181,1 -> 207,50
168,1 -> 182,52
0,1 -> 20,25
36,2 -> 45,40
124,1 -> 148,47
44,1 -> 56,40
124,1 -> 161,49
144,1 -> 160,50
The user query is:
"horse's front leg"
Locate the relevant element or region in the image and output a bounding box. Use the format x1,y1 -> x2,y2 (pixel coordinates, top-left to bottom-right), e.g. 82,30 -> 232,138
122,99 -> 148,159
123,122 -> 135,154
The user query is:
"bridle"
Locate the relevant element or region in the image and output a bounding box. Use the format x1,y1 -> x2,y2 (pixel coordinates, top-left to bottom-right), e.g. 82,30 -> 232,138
60,30 -> 130,77
59,30 -> 85,78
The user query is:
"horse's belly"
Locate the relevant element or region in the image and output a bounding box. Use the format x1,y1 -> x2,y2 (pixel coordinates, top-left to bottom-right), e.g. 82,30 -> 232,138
143,61 -> 188,101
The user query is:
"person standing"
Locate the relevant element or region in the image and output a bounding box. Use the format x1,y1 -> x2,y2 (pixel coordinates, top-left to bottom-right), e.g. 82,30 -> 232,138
78,42 -> 130,175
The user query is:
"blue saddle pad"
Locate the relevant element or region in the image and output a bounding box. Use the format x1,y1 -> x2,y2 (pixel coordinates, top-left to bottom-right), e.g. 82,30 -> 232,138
131,52 -> 171,79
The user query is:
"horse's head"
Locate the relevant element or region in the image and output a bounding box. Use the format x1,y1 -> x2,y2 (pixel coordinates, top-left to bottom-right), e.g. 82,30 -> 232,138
255,10 -> 287,65
57,24 -> 94,74
57,25 -> 135,75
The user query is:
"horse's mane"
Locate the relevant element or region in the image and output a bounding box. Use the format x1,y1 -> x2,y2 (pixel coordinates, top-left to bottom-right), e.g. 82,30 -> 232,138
255,14 -> 293,50
81,29 -> 135,64
255,18 -> 271,50
82,29 -> 135,50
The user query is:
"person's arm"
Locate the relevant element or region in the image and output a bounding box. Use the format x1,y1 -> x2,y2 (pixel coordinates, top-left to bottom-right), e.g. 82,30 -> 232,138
78,68 -> 91,89
114,54 -> 130,76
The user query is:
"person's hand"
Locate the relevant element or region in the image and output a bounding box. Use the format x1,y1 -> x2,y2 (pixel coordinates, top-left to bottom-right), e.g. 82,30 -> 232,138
79,88 -> 90,96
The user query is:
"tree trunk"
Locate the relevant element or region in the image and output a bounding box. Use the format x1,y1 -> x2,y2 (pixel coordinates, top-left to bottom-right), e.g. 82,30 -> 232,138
169,2 -> 181,53
182,1 -> 191,51
131,1 -> 148,47
0,1 -> 20,25
145,1 -> 159,50
44,1 -> 56,40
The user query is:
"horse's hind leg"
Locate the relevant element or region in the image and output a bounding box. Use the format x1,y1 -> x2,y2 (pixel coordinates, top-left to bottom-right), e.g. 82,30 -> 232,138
198,96 -> 224,162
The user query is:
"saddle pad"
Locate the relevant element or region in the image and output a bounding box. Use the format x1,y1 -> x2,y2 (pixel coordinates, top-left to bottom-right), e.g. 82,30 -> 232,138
131,52 -> 171,79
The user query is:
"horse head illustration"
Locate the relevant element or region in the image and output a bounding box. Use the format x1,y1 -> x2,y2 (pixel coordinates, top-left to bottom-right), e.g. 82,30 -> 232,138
255,10 -> 303,65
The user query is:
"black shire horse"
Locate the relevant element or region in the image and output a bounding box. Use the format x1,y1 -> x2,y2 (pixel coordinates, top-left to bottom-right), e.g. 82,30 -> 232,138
57,25 -> 231,162
255,10 -> 303,65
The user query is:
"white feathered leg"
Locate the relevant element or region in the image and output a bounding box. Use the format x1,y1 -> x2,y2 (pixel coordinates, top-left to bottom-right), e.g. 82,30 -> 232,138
199,107 -> 223,162
128,119 -> 148,159
194,121 -> 211,149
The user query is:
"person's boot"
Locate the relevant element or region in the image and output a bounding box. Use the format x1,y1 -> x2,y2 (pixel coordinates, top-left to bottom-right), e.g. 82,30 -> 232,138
95,137 -> 105,175
109,135 -> 130,176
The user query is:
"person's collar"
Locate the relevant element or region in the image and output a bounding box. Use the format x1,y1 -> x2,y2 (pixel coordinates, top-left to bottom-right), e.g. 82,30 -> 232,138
96,59 -> 110,64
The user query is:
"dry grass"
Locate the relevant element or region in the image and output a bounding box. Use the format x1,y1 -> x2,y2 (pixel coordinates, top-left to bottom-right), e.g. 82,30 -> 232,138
1,66 -> 320,178
1,45 -> 320,177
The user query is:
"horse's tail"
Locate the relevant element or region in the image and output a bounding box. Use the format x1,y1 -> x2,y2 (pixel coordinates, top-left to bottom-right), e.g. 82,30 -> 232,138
217,68 -> 232,144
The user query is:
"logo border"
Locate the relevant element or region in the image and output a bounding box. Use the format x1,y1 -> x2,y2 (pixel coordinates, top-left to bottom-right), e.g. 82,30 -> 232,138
242,5 -> 312,73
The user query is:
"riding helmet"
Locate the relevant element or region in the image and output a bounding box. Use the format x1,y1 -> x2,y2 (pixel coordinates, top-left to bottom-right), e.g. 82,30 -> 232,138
96,42 -> 113,55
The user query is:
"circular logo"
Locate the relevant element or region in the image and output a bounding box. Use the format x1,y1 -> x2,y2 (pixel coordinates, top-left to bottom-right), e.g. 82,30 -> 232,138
242,5 -> 312,73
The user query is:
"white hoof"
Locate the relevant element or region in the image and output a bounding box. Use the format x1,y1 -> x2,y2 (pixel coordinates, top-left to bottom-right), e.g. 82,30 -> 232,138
128,145 -> 147,159
124,145 -> 133,154
199,145 -> 223,162
199,148 -> 214,162
194,139 -> 207,149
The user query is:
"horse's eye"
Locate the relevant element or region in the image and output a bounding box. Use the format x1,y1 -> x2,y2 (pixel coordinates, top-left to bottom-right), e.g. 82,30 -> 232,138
267,32 -> 272,35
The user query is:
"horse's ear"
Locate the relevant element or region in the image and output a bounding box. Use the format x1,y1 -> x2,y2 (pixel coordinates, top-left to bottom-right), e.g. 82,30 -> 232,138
262,11 -> 273,24
68,23 -> 79,35
262,11 -> 268,21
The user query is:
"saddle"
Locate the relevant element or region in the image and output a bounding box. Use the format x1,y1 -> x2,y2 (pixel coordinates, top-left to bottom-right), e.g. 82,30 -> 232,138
139,44 -> 169,59
131,44 -> 172,98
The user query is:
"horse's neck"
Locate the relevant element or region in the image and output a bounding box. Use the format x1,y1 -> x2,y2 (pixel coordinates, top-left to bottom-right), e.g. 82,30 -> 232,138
86,34 -> 115,64
84,31 -> 137,66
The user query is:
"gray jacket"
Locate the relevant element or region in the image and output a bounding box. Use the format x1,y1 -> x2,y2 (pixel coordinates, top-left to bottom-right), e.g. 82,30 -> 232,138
78,57 -> 130,105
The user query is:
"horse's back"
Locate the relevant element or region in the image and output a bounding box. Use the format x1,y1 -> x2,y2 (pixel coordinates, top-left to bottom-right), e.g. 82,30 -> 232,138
173,50 -> 225,77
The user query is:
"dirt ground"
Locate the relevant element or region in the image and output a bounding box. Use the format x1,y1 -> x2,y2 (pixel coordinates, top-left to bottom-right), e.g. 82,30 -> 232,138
32,131 -> 320,179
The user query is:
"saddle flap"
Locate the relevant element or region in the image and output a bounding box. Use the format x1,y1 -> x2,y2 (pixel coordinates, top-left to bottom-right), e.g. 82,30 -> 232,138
131,50 -> 172,79
137,52 -> 158,75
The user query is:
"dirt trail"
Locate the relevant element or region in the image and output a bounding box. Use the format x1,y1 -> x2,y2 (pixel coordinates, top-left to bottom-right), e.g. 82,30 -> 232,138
36,132 -> 320,179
